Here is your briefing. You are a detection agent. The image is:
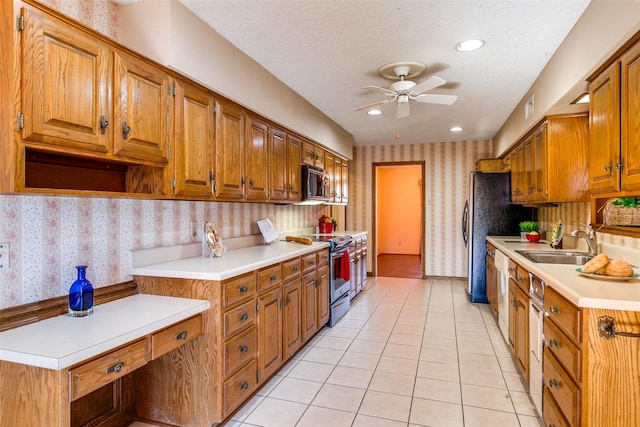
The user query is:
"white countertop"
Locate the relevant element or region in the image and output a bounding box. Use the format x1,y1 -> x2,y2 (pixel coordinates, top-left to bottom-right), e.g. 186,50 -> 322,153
0,294 -> 210,370
131,240 -> 330,281
487,237 -> 640,311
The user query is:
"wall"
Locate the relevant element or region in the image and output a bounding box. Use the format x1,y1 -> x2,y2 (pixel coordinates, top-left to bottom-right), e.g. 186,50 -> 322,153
350,140 -> 493,277
494,1 -> 640,156
0,195 -> 327,309
116,0 -> 354,159
376,166 -> 421,255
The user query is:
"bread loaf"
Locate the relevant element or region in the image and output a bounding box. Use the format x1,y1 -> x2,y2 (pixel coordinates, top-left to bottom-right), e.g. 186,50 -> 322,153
604,259 -> 634,277
582,253 -> 610,274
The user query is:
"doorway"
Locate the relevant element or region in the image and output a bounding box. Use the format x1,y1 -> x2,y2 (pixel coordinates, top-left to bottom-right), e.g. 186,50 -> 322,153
373,162 -> 425,279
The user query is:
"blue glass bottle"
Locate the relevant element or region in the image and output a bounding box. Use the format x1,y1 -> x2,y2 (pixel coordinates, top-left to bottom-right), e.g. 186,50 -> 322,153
69,265 -> 94,317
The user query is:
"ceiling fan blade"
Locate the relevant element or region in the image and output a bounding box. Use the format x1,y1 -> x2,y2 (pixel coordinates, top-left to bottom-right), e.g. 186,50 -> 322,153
410,76 -> 446,96
362,85 -> 397,96
397,102 -> 410,119
415,93 -> 458,105
352,98 -> 394,111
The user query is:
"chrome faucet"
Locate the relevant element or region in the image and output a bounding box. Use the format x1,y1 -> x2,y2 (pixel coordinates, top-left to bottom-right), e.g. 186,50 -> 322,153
570,224 -> 598,255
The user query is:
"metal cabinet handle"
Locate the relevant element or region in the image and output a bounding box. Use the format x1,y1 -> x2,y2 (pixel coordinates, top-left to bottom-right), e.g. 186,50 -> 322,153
269,274 -> 277,281
122,121 -> 131,139
175,331 -> 188,340
100,115 -> 109,134
240,312 -> 249,321
239,345 -> 249,353
548,378 -> 559,389
292,266 -> 298,272
286,296 -> 291,304
239,286 -> 248,293
106,361 -> 125,374
308,260 -> 314,265
548,339 -> 560,349
549,306 -> 560,315
239,381 -> 249,390
598,315 -> 640,339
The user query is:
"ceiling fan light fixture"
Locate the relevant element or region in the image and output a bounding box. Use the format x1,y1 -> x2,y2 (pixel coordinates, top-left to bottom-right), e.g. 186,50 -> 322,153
367,109 -> 383,115
456,39 -> 485,52
398,94 -> 409,104
450,126 -> 463,132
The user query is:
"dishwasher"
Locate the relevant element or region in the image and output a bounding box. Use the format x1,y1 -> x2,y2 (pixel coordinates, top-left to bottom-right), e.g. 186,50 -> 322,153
494,250 -> 510,343
528,273 -> 545,417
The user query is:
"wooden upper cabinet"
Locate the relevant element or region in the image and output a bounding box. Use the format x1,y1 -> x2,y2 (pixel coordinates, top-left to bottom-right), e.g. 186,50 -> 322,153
20,7 -> 110,154
286,134 -> 302,201
620,38 -> 640,191
215,100 -> 245,199
173,78 -> 215,198
302,140 -> 315,166
589,61 -> 621,193
315,148 -> 325,170
112,51 -> 171,164
333,154 -> 342,202
245,115 -> 269,200
523,135 -> 534,197
533,125 -> 547,201
269,127 -> 287,201
340,158 -> 349,204
510,144 -> 525,203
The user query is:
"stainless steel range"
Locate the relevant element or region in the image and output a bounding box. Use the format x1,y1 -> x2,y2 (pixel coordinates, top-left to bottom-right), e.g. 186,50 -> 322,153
307,234 -> 353,326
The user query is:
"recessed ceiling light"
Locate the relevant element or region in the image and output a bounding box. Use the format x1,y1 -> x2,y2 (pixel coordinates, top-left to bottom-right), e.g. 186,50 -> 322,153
450,126 -> 463,132
367,109 -> 383,115
456,39 -> 485,52
571,93 -> 590,104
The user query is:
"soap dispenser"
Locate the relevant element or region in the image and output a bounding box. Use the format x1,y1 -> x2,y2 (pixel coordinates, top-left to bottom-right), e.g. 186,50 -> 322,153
69,265 -> 94,317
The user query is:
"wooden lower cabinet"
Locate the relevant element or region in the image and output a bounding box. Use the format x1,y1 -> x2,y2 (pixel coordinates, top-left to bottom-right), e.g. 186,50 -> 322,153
507,260 -> 529,383
134,248 -> 329,426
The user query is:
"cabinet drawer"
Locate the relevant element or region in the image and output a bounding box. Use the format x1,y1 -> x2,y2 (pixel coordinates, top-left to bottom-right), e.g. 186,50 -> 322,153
317,249 -> 329,266
544,318 -> 581,383
545,287 -> 581,344
515,265 -> 529,294
223,326 -> 257,377
223,358 -> 258,417
224,299 -> 256,338
543,388 -> 571,427
544,348 -> 580,427
151,314 -> 203,360
69,338 -> 148,401
302,253 -> 317,273
282,258 -> 301,281
223,273 -> 256,308
258,265 -> 281,293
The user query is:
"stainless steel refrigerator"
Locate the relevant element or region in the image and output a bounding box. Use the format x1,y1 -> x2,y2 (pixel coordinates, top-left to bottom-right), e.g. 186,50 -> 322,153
462,171 -> 536,303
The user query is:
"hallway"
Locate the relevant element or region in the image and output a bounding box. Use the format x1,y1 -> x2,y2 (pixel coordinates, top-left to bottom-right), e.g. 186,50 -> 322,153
377,254 -> 422,279
219,277 -> 542,426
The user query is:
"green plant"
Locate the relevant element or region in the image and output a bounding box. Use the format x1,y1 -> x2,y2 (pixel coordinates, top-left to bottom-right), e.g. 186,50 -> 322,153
519,221 -> 539,233
611,197 -> 640,207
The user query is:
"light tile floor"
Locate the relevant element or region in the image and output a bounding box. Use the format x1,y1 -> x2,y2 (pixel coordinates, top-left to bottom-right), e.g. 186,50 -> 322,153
132,277 -> 545,427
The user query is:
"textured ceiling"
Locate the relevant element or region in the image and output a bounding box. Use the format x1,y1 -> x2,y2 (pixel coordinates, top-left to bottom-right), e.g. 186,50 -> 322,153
178,0 -> 590,147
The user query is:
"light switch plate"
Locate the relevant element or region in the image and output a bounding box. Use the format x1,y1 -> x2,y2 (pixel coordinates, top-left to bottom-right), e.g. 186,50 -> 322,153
0,243 -> 9,270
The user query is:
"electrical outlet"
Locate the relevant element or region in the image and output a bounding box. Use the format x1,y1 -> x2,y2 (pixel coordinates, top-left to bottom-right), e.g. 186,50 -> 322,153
0,243 -> 9,270
191,221 -> 198,237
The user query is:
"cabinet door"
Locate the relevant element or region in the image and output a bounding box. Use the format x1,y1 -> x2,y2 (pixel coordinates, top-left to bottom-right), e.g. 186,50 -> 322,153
621,39 -> 640,191
269,127 -> 287,201
333,155 -> 343,202
524,135 -> 535,199
245,116 -> 269,200
316,264 -> 330,327
533,124 -> 548,201
486,254 -> 497,320
302,140 -> 315,166
282,279 -> 302,360
21,8 -> 109,154
215,100 -> 245,199
340,158 -> 349,204
315,147 -> 325,170
173,79 -> 215,197
510,144 -> 525,202
257,287 -> 283,382
113,51 -> 171,164
589,61 -> 621,193
302,271 -> 317,342
286,134 -> 302,201
515,287 -> 530,383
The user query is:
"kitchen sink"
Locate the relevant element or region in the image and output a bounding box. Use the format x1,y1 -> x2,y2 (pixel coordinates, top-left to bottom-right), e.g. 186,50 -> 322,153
516,250 -> 594,265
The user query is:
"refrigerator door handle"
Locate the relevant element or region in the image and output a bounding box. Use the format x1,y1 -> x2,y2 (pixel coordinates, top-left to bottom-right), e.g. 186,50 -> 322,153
462,200 -> 469,247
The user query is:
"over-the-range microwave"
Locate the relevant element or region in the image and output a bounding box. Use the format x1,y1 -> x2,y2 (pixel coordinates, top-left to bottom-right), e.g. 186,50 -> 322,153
300,164 -> 330,204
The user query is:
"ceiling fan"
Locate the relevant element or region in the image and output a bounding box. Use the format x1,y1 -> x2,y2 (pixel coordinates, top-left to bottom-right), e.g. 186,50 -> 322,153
353,61 -> 458,119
